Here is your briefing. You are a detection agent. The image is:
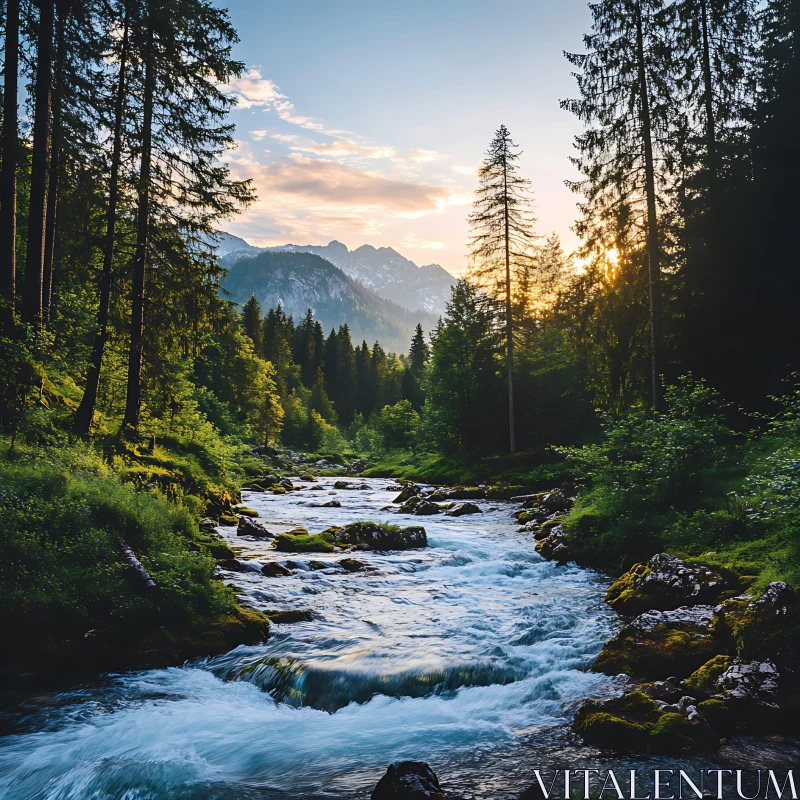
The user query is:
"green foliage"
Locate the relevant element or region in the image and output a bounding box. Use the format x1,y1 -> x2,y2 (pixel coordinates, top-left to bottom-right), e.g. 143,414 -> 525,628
0,462 -> 237,647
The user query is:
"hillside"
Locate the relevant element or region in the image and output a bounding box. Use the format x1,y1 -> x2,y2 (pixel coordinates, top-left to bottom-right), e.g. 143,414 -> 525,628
220,250 -> 437,353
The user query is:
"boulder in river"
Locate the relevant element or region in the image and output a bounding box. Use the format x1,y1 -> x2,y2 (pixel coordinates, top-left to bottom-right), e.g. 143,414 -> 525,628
339,521 -> 428,550
316,499 -> 341,508
445,502 -> 481,517
413,500 -> 442,516
392,483 -> 423,504
237,516 -> 275,538
262,562 -> 292,577
606,553 -> 731,615
371,761 -> 446,799
594,605 -> 722,680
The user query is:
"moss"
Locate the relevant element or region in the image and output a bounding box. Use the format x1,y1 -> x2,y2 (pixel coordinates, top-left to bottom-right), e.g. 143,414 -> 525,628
274,532 -> 336,553
266,609 -> 315,624
697,699 -> 733,735
573,711 -> 649,752
219,514 -> 238,526
486,484 -> 527,499
605,563 -> 651,615
235,506 -> 259,518
685,655 -> 733,695
594,622 -> 722,680
648,712 -> 702,754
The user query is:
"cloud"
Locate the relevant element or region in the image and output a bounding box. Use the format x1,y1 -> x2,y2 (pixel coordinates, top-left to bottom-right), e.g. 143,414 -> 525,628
410,149 -> 440,163
289,138 -> 396,160
227,69 -> 283,109
250,130 -> 267,141
271,133 -> 300,142
244,154 -> 451,212
451,164 -> 479,176
401,235 -> 445,250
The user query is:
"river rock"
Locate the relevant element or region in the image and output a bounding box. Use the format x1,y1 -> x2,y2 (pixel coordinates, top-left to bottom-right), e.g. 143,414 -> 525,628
262,562 -> 292,577
393,483 -> 423,503
346,458 -> 367,474
594,605 -> 722,680
199,518 -> 217,531
339,521 -> 428,550
445,502 -> 481,517
606,553 -> 730,615
217,558 -> 248,573
540,490 -> 573,512
573,690 -> 716,755
535,525 -> 573,562
316,499 -> 341,508
371,761 -> 446,799
339,558 -> 373,572
715,582 -> 800,668
237,517 -> 275,538
413,500 -> 442,516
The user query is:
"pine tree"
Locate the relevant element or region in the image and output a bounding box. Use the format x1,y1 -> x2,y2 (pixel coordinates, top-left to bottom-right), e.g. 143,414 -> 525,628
22,0 -> 56,327
0,0 -> 20,332
241,294 -> 263,355
122,0 -> 254,431
74,1 -> 130,435
563,0 -> 673,410
408,323 -> 430,377
468,125 -> 537,452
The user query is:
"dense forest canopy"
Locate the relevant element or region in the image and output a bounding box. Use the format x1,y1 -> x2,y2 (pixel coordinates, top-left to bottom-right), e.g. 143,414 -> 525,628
0,0 -> 796,473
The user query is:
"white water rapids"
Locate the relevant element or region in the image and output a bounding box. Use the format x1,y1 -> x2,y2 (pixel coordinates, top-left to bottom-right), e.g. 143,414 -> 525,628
0,477 -> 625,798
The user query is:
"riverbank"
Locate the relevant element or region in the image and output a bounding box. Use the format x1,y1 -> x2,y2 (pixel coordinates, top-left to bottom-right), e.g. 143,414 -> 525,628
521,485 -> 800,754
0,435 -> 277,687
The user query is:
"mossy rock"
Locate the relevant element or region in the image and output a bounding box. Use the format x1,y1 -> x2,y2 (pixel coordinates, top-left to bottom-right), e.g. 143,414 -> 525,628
649,712 -> 707,754
605,563 -> 652,615
594,610 -> 722,680
219,514 -> 238,526
716,583 -> 800,668
697,698 -> 734,735
573,691 -> 660,752
685,655 -> 733,695
486,484 -> 527,500
274,532 -> 336,553
339,521 -> 427,551
271,487 -> 287,495
285,527 -> 309,536
574,710 -> 649,752
235,506 -> 259,518
574,691 -> 715,754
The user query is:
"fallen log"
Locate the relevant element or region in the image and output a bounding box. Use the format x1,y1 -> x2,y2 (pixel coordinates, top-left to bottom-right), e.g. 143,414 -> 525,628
119,539 -> 157,590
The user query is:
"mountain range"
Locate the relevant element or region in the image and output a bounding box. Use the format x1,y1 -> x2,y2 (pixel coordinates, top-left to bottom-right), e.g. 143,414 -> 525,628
220,249 -> 438,354
214,233 -> 456,316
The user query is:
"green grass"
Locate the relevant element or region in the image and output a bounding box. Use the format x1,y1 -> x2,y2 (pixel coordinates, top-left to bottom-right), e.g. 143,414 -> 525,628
362,449 -> 569,487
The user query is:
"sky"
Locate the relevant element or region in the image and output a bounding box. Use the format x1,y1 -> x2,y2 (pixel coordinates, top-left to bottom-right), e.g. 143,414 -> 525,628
221,0 -> 593,275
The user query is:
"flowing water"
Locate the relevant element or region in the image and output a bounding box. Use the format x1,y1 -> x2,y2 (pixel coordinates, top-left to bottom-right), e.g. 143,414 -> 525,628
0,478 -> 795,799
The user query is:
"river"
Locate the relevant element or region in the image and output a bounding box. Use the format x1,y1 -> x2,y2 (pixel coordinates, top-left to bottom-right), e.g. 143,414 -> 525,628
1,477 -> 795,799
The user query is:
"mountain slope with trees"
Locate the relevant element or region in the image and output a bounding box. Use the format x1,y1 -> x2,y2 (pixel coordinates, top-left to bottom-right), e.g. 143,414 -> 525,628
222,250 -> 437,354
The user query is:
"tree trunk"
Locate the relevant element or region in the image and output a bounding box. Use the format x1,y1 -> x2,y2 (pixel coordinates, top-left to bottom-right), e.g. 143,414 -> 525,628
503,146 -> 516,453
0,0 -> 20,333
42,0 -> 68,324
700,0 -> 717,181
635,0 -> 665,411
22,0 -> 56,328
74,11 -> 130,435
123,23 -> 155,432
